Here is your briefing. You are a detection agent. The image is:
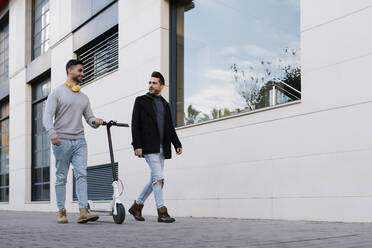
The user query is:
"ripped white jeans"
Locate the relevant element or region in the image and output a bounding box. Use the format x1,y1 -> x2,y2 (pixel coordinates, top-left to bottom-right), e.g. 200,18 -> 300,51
136,145 -> 165,209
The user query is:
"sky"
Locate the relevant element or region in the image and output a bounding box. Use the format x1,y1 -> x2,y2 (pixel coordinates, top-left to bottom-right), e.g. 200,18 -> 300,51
182,0 -> 301,115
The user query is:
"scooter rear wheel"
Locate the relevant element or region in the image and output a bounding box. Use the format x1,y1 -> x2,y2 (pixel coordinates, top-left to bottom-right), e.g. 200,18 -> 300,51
113,203 -> 125,224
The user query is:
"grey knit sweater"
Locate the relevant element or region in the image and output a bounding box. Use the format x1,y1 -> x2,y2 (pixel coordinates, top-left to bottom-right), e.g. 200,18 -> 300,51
43,84 -> 98,139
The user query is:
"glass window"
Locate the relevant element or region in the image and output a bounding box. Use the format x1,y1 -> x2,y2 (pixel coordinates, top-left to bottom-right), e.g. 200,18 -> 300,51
0,101 -> 9,202
32,0 -> 50,59
171,0 -> 301,127
31,77 -> 50,201
77,27 -> 118,86
0,20 -> 8,85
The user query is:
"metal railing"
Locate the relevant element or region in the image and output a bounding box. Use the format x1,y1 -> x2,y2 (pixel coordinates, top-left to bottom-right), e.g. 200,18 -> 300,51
271,80 -> 301,106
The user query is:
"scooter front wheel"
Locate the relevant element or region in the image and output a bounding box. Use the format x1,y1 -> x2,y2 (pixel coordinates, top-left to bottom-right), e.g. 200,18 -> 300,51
113,203 -> 125,224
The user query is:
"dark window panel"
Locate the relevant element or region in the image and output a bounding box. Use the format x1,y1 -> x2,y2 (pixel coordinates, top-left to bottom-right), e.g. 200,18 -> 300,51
0,188 -> 4,202
42,183 -> 49,199
31,78 -> 50,201
0,100 -> 8,202
43,167 -> 50,182
32,185 -> 42,201
32,0 -> 50,60
5,187 -> 8,201
0,21 -> 8,87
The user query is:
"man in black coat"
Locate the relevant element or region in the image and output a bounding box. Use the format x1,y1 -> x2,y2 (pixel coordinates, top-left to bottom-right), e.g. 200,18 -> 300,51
129,71 -> 182,223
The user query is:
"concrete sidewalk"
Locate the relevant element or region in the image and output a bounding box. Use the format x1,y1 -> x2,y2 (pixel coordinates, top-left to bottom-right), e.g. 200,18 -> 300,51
0,211 -> 371,248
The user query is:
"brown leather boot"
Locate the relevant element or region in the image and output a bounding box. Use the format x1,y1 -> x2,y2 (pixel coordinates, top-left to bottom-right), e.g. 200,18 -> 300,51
57,210 -> 68,224
128,200 -> 145,221
157,206 -> 175,223
77,208 -> 99,224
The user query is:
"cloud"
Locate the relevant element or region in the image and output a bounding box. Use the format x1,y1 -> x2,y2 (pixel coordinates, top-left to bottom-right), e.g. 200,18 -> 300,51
244,45 -> 273,57
185,83 -> 247,115
204,68 -> 266,84
205,69 -> 233,82
239,60 -> 256,68
222,44 -> 273,58
286,0 -> 300,7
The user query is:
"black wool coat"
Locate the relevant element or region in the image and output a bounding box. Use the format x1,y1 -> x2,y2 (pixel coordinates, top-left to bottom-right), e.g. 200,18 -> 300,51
131,94 -> 182,159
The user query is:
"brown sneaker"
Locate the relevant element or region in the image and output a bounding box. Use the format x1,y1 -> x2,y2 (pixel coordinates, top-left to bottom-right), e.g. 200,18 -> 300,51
157,206 -> 175,223
77,208 -> 99,224
128,200 -> 145,221
57,210 -> 68,224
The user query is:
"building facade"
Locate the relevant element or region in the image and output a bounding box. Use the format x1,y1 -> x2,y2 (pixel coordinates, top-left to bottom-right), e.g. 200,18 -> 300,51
0,0 -> 372,223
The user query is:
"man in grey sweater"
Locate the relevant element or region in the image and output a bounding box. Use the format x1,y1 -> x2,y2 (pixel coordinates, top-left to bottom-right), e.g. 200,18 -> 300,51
43,59 -> 104,224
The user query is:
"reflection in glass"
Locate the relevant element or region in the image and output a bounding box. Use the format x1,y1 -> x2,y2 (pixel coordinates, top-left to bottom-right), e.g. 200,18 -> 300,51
32,0 -> 50,59
0,101 -> 8,202
174,0 -> 301,126
31,77 -> 50,201
0,21 -> 8,86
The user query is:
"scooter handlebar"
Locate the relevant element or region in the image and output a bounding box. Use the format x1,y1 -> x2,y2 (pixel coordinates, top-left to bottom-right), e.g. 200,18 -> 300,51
93,120 -> 129,127
115,122 -> 129,127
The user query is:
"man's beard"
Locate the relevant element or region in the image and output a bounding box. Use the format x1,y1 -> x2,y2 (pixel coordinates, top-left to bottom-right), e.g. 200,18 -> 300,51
74,76 -> 82,84
149,88 -> 160,95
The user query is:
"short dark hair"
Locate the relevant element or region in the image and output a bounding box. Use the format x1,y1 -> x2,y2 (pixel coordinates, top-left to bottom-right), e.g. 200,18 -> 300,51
151,71 -> 165,85
66,59 -> 84,75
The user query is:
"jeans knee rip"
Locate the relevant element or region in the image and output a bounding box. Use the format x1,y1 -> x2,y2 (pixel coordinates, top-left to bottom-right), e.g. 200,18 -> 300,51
152,178 -> 164,188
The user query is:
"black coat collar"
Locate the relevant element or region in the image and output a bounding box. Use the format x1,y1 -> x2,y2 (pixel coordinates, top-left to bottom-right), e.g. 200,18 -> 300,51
145,92 -> 167,104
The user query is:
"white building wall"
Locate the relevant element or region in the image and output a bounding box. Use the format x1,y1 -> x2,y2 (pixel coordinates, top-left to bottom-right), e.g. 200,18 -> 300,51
2,0 -> 372,223
8,0 -> 32,211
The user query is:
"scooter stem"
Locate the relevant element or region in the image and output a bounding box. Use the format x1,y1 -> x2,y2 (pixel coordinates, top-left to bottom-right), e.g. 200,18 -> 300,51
106,124 -> 117,181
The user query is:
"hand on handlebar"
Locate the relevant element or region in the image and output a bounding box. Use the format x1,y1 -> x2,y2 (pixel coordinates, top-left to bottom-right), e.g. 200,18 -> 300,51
93,118 -> 104,126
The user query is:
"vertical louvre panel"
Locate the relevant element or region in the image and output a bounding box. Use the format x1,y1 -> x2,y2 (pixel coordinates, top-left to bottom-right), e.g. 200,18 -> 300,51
73,163 -> 118,201
77,30 -> 118,86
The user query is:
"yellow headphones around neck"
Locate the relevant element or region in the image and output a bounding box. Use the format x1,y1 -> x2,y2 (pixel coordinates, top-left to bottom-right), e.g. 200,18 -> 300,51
65,81 -> 81,92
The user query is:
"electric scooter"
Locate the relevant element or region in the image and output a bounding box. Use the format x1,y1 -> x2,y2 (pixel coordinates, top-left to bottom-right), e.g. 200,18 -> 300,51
88,120 -> 129,224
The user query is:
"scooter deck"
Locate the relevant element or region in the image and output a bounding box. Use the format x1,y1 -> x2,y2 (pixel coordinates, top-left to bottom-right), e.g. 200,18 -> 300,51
90,210 -> 113,215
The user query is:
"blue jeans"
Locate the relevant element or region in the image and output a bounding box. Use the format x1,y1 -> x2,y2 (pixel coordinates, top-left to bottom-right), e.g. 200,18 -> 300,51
136,146 -> 165,209
52,139 -> 88,211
